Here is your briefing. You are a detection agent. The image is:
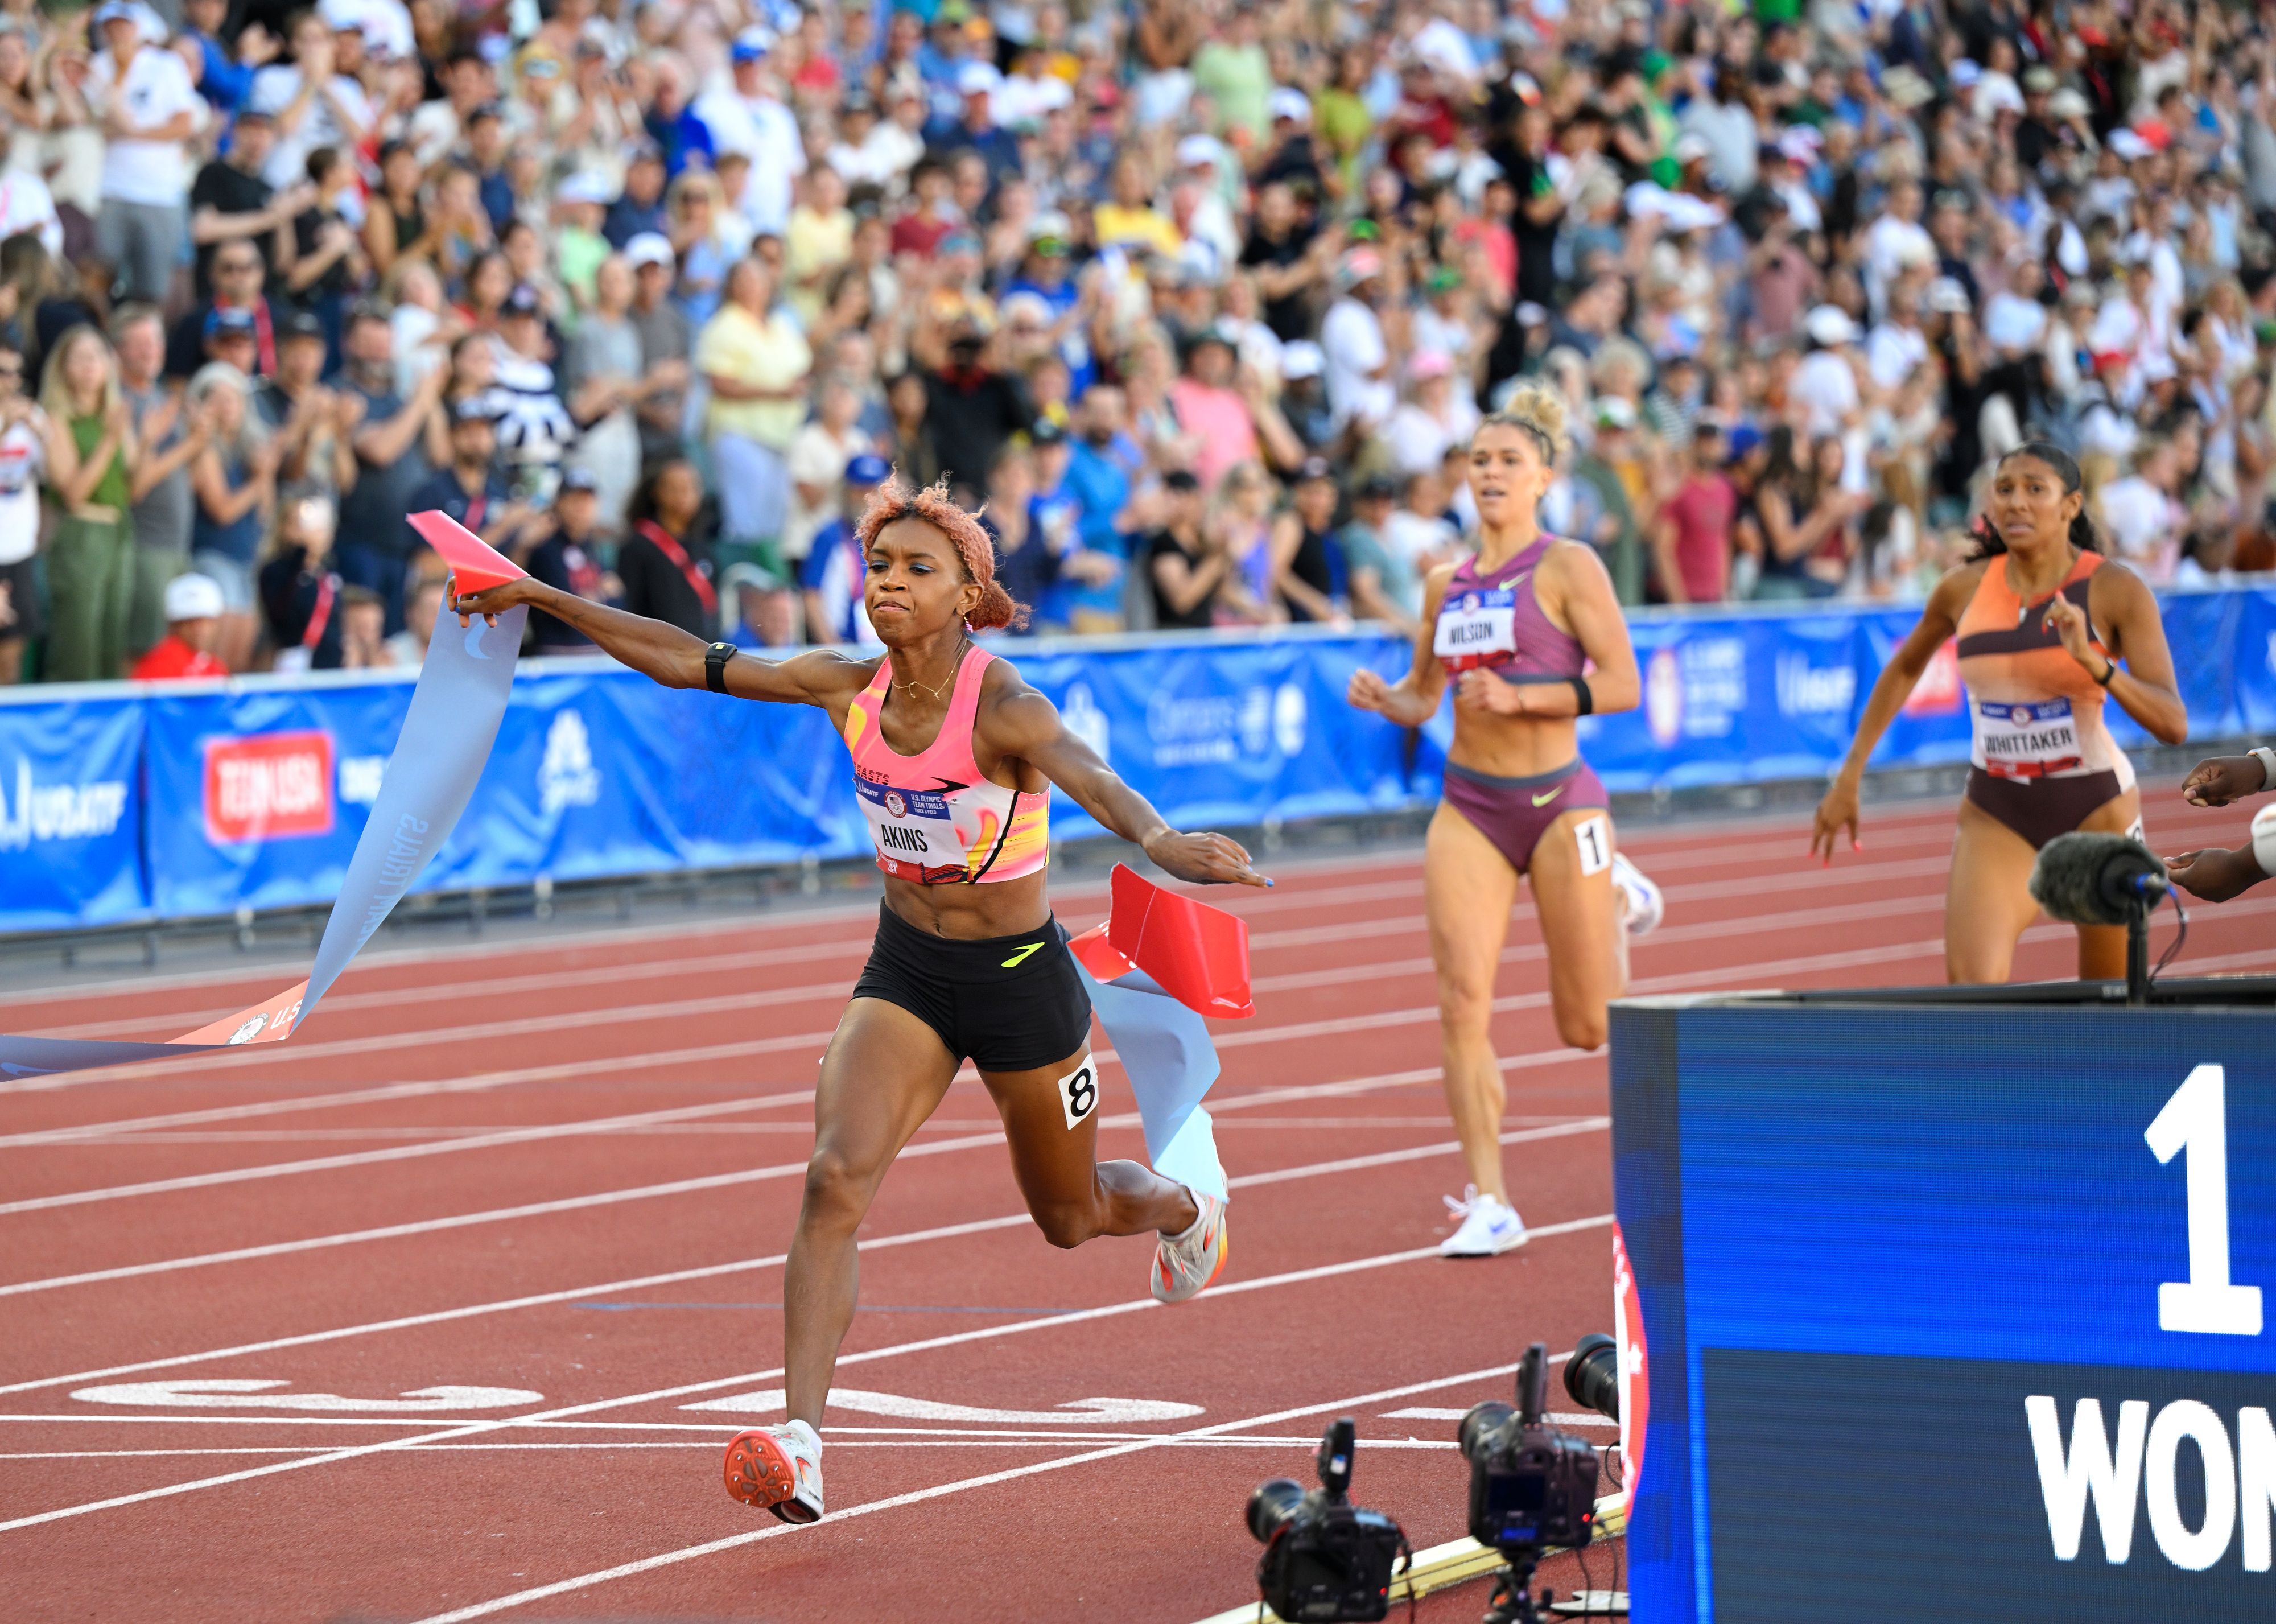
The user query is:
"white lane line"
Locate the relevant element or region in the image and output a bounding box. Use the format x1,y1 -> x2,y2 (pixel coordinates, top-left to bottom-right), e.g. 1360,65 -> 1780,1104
1,815 -> 1973,1058
0,1027 -> 1582,1217
0,841 -> 1985,1132
32,936 -> 881,1041
0,795 -> 2055,1022
0,1120 -> 1604,1395
4,882 -> 2036,1263
0,1216 -> 1611,1535
69,1113 -> 1588,1144
11,868 -> 1885,1174
400,1348 -> 1582,1624
0,1093 -> 818,1216
0,1438 -> 1465,1462
0,1132 -> 980,1299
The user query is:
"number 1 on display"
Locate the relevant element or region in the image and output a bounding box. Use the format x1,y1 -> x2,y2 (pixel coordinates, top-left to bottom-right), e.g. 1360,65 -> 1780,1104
2145,1064 -> 2263,1337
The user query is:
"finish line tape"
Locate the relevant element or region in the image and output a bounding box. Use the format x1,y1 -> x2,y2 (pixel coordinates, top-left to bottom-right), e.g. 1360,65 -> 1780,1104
0,515 -> 525,1080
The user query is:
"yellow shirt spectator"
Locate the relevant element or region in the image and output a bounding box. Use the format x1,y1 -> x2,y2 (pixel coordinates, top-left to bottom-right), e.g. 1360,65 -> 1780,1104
698,301 -> 812,449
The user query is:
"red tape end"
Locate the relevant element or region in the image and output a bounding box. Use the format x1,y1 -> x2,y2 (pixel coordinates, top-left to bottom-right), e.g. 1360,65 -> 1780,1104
1106,864 -> 1254,1018
408,510 -> 526,595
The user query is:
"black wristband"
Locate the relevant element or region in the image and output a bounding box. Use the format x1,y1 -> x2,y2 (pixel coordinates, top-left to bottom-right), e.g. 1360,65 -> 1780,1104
704,642 -> 737,694
2094,657 -> 2117,688
1568,676 -> 1594,716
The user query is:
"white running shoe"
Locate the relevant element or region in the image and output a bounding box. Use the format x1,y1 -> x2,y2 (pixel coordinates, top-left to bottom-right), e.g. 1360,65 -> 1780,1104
1610,852 -> 1664,937
1440,1186 -> 1528,1257
1151,1188 -> 1230,1304
723,1419 -> 824,1524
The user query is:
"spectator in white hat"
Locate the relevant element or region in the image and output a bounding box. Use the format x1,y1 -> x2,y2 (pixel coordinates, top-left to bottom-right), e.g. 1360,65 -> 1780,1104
692,30 -> 803,240
128,570 -> 228,680
85,0 -> 207,304
246,9 -> 372,193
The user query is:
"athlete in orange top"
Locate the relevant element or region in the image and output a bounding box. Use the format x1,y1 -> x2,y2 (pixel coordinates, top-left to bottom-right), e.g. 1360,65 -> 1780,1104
1813,442 -> 2188,982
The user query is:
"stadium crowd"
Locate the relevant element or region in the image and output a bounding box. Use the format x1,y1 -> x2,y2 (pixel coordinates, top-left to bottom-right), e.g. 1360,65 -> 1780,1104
0,0 -> 2266,684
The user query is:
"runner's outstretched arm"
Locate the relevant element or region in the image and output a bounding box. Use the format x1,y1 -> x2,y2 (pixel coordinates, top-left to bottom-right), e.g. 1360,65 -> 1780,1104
982,677 -> 1271,888
453,577 -> 864,704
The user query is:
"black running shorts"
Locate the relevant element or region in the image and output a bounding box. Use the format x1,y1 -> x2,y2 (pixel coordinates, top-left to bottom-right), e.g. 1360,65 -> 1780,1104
851,902 -> 1094,1073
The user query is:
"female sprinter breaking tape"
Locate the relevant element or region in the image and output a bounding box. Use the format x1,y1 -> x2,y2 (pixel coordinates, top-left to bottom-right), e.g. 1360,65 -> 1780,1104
1344,385 -> 1661,1260
452,475 -> 1265,1525
1811,441 -> 2187,980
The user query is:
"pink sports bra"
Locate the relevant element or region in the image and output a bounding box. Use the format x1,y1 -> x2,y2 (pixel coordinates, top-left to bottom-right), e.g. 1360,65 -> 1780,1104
841,645 -> 1051,885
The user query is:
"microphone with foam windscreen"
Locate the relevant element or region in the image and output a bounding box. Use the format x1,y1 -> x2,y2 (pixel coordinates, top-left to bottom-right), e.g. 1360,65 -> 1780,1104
2028,831 -> 2170,926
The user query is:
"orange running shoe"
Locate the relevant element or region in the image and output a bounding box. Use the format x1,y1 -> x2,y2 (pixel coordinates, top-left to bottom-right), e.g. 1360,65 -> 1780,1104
723,1419 -> 824,1524
1151,1189 -> 1229,1304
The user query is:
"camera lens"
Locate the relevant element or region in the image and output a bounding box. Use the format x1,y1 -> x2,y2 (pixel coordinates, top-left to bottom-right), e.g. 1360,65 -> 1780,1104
1247,1477 -> 1305,1543
1564,1333 -> 1621,1421
1459,1400 -> 1514,1462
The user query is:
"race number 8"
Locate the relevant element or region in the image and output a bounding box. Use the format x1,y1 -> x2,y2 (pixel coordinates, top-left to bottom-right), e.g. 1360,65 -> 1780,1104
1574,814 -> 1611,877
1057,1058 -> 1098,1130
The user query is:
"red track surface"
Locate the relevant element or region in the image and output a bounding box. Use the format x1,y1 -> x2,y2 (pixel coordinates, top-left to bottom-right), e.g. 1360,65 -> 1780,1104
2,788 -> 2267,1623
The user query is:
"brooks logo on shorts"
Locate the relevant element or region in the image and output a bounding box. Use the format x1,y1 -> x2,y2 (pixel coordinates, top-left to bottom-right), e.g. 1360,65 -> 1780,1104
1000,942 -> 1045,968
1531,786 -> 1564,807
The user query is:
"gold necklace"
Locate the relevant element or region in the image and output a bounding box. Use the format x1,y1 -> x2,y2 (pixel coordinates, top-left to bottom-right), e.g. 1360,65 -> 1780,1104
892,636 -> 970,704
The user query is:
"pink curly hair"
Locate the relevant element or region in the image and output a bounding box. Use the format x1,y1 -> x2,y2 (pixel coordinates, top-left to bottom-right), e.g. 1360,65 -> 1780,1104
852,472 -> 1029,632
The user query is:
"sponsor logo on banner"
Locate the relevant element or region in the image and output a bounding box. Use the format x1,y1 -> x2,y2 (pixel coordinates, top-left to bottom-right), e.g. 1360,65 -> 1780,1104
1774,651 -> 1855,718
338,756 -> 386,806
0,758 -> 130,850
1644,646 -> 1682,745
1902,637 -> 1963,715
1273,682 -> 1306,757
204,731 -> 335,844
1151,684 -> 1308,766
1644,637 -> 1746,744
1612,1221 -> 1647,1516
1062,682 -> 1111,761
538,710 -> 601,815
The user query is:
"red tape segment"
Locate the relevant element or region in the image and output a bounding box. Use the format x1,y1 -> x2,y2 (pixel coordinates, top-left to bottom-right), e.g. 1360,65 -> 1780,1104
407,509 -> 526,595
1096,864 -> 1254,1018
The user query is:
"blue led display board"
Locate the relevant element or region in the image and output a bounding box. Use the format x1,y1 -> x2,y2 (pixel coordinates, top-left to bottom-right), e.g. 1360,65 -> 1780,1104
1610,992 -> 2276,1622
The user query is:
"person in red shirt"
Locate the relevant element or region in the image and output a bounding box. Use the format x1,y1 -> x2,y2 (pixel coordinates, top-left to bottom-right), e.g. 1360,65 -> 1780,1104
130,572 -> 230,679
1652,419 -> 1739,605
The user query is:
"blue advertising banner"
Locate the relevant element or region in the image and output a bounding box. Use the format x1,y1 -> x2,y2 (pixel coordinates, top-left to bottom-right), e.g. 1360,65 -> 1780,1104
3,583 -> 2273,933
142,673 -> 417,918
1611,996 -> 2276,1623
0,685 -> 143,930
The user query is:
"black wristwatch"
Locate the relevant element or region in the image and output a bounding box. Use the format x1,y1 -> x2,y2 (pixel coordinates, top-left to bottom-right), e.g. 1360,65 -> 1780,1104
704,642 -> 737,693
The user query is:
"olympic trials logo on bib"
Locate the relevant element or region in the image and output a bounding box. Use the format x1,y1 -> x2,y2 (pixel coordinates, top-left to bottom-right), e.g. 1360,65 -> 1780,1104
883,789 -> 908,818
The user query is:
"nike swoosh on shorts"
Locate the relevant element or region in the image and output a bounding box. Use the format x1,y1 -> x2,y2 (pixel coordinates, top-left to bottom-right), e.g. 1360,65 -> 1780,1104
1531,786 -> 1565,807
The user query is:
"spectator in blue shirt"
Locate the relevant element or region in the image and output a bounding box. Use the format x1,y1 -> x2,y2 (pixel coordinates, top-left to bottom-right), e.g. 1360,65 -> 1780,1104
1061,384 -> 1148,632
603,144 -> 670,248
933,61 -> 1021,191
799,452 -> 889,647
180,0 -> 262,117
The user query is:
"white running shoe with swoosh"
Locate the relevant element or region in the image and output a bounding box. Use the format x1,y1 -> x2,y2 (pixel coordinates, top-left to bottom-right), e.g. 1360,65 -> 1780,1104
1610,852 -> 1664,937
724,1419 -> 825,1523
1440,1186 -> 1529,1257
1151,1189 -> 1230,1304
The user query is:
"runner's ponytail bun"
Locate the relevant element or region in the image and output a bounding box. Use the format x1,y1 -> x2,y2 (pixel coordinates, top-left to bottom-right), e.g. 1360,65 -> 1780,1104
1486,382 -> 1570,465
968,579 -> 1026,632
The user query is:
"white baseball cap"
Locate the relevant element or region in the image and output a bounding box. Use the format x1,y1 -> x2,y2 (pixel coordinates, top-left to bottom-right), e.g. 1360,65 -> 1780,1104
624,232 -> 675,270
164,572 -> 227,623
1268,87 -> 1312,124
1804,304 -> 1859,345
1280,340 -> 1325,380
1176,133 -> 1221,170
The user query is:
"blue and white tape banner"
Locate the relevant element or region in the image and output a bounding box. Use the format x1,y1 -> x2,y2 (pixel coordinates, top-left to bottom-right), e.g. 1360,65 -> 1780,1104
0,608 -> 527,1078
1077,961 -> 1228,1203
